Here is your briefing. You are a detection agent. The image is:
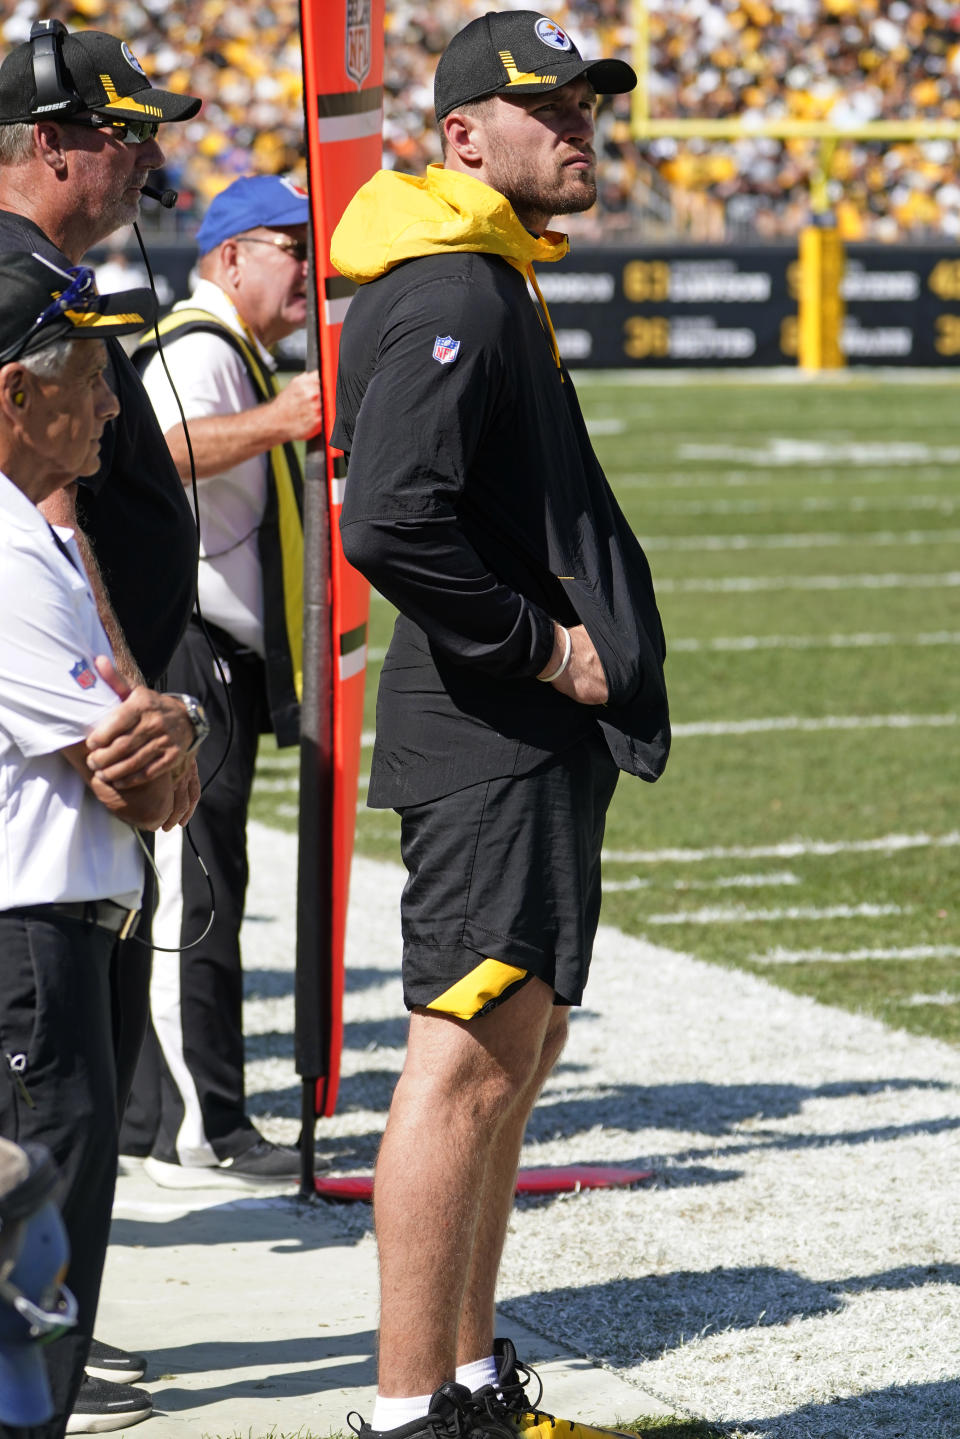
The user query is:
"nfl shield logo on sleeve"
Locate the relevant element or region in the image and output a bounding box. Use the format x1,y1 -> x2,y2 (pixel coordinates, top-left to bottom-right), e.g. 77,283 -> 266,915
432,335 -> 461,365
70,659 -> 97,690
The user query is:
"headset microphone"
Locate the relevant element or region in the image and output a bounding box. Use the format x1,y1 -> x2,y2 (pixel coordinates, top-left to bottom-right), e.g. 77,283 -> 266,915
142,184 -> 178,209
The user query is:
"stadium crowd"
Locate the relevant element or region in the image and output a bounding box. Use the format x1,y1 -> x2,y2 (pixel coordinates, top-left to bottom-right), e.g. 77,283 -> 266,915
3,0 -> 960,242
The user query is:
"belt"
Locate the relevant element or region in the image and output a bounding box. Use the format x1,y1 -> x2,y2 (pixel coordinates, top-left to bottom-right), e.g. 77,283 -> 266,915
10,900 -> 140,940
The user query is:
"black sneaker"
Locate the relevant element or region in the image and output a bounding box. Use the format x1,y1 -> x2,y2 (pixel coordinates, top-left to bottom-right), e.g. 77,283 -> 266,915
143,1137 -> 301,1190
66,1376 -> 152,1434
475,1338 -> 633,1439
85,1339 -> 147,1384
349,1381 -> 515,1439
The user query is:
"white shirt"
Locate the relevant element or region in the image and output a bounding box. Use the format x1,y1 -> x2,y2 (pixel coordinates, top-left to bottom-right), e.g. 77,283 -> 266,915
0,473 -> 143,909
140,278 -> 277,655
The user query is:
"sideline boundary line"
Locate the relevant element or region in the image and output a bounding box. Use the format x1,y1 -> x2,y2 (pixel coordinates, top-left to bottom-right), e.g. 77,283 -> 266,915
602,830 -> 960,864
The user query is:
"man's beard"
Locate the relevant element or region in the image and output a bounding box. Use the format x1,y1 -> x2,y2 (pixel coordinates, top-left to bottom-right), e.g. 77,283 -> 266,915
489,149 -> 598,227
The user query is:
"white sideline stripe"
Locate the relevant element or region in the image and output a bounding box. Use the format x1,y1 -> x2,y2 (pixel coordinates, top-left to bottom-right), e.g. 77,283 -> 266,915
902,991 -> 960,1006
656,495 -> 956,517
584,418 -> 625,435
604,870 -> 800,893
671,631 -> 960,653
616,468 -> 953,490
658,571 -> 960,595
679,439 -> 960,466
645,528 -> 960,553
754,945 -> 960,965
647,902 -> 905,926
602,829 -> 960,864
673,712 -> 956,738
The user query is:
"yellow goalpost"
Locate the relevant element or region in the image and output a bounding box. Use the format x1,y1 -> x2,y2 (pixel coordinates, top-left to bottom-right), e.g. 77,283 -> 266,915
629,0 -> 960,369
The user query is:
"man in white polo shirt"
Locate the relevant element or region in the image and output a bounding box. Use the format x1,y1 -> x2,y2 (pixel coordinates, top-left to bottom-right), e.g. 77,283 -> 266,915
0,251 -> 191,1439
123,174 -> 323,1187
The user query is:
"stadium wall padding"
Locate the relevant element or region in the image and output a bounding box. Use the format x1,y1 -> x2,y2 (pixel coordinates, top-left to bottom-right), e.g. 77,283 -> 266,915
108,243 -> 960,368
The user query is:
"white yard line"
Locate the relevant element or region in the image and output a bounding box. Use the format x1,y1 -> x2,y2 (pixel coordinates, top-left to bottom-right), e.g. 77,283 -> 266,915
655,495 -> 956,516
673,713 -> 957,738
670,631 -> 960,652
753,945 -> 960,965
616,468 -> 954,489
604,871 -> 801,894
657,571 -> 960,594
646,527 -> 960,552
679,439 -> 960,466
646,902 -> 905,926
603,829 -> 960,864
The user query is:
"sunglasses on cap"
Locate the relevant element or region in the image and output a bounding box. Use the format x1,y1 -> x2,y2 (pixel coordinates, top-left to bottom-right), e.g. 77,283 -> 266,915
0,262 -> 97,364
67,113 -> 160,145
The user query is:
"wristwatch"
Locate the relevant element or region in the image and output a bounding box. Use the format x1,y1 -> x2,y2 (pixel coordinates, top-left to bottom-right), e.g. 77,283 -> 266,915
173,693 -> 211,757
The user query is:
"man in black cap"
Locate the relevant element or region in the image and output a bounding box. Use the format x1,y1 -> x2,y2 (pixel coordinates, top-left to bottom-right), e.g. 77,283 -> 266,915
0,22 -> 205,1430
331,12 -> 669,1439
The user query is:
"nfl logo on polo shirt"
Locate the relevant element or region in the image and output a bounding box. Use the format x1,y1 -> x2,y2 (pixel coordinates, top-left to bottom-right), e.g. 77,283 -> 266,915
432,335 -> 460,365
70,659 -> 97,690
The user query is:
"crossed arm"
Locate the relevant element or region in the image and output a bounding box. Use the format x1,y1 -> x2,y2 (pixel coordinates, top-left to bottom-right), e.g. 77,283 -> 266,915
37,486 -> 201,830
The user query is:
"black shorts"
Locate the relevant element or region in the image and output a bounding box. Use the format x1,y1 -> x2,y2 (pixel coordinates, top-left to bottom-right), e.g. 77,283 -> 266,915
397,731 -> 620,1017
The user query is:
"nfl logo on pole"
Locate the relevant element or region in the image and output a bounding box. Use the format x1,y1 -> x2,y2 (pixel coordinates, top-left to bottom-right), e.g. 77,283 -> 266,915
345,0 -> 371,87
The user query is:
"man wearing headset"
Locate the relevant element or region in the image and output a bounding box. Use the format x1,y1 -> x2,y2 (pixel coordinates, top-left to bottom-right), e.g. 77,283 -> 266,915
0,22 -> 204,1433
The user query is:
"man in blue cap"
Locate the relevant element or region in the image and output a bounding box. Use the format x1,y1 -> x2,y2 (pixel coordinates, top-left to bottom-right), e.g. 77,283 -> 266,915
121,174 -> 323,1188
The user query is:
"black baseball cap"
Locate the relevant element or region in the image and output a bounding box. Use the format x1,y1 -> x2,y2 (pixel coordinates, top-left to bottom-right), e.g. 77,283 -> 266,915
434,10 -> 636,122
0,252 -> 157,364
0,23 -> 201,126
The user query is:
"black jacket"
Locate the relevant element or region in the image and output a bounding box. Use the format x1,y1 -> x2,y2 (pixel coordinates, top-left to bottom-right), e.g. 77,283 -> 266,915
334,250 -> 669,807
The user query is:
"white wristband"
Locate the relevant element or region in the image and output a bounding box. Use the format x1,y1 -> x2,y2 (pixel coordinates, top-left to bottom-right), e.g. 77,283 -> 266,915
538,625 -> 572,683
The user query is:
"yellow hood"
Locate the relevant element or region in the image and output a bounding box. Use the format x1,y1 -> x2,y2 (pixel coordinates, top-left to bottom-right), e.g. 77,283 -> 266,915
330,164 -> 569,284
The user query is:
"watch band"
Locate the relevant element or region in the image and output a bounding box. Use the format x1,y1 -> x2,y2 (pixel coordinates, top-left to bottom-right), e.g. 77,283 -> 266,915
172,693 -> 211,757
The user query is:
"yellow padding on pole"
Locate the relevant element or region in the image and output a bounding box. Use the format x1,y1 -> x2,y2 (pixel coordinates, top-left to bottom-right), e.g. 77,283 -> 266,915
798,226 -> 845,372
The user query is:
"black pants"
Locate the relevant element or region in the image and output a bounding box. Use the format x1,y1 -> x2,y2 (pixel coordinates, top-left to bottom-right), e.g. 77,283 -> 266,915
121,619 -> 269,1164
0,911 -> 118,1439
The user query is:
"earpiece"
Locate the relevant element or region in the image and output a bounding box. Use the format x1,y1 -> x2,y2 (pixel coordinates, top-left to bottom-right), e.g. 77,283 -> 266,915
28,20 -> 84,120
12,392 -> 24,407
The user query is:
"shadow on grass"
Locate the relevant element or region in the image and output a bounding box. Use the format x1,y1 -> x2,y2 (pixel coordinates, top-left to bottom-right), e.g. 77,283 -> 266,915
501,1262 -> 960,1366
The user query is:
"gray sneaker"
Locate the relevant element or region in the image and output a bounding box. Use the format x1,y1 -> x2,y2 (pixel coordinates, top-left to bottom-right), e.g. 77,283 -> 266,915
144,1138 -> 301,1190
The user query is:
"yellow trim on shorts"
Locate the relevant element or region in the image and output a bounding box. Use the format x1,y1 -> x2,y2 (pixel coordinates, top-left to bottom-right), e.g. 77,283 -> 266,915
426,958 -> 528,1020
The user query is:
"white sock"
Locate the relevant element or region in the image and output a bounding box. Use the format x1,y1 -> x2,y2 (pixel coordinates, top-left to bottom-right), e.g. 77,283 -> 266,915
456,1355 -> 499,1394
370,1394 -> 433,1432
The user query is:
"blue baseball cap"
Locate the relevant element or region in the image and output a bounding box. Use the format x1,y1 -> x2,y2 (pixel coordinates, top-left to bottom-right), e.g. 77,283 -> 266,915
196,175 -> 310,256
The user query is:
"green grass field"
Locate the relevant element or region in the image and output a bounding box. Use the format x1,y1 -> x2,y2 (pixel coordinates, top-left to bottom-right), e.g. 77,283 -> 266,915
250,372 -> 960,1048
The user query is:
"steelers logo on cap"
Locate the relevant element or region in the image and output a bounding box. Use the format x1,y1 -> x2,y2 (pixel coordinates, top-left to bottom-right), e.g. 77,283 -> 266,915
121,42 -> 148,78
535,18 -> 574,51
